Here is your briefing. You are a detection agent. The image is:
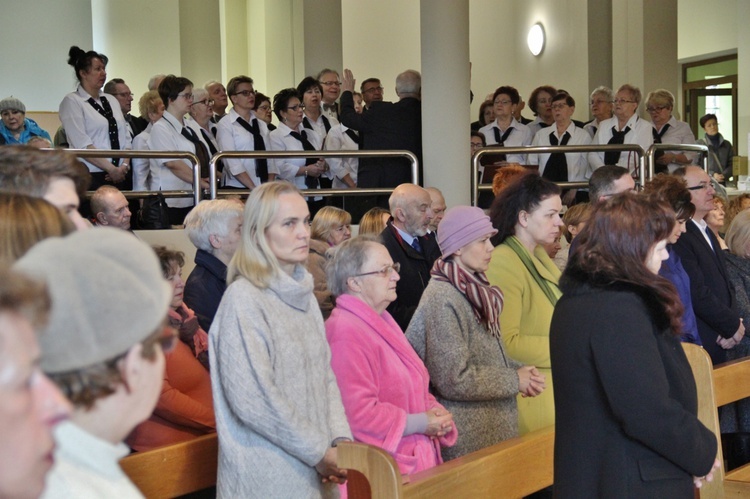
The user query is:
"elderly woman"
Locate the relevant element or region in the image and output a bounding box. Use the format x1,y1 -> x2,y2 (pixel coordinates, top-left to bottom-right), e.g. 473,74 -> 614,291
486,171 -> 563,434
308,206 -> 352,319
253,92 -> 275,131
643,174 -> 702,345
269,88 -> 327,217
699,113 -> 734,183
126,246 -> 214,452
583,86 -> 614,138
707,196 -> 729,250
0,97 -> 52,145
407,206 -> 544,460
183,198 -> 244,331
209,182 -> 351,498
325,236 -> 457,475
646,89 -> 697,174
551,194 -> 718,498
131,91 -> 165,192
358,207 -> 390,236
59,46 -> 132,190
0,193 -> 75,265
217,75 -> 270,190
298,77 -> 337,139
187,87 -> 220,161
527,85 -> 557,136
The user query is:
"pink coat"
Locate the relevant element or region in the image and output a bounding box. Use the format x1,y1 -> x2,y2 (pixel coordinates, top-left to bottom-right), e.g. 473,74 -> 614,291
326,294 -> 457,475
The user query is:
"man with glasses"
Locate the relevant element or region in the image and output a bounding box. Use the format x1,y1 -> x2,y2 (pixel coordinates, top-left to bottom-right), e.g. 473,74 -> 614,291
14,228 -> 173,498
673,165 -> 744,364
317,68 -> 342,120
104,78 -> 147,137
583,86 -> 614,138
379,183 -> 440,331
588,84 -> 653,174
360,78 -> 384,110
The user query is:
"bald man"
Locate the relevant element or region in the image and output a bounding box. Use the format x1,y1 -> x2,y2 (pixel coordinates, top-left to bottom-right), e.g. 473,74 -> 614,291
379,184 -> 440,330
425,187 -> 446,233
90,185 -> 132,230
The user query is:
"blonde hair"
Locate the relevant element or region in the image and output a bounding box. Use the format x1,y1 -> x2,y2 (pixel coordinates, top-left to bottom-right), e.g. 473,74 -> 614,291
228,182 -> 303,288
311,206 -> 351,244
562,203 -> 592,243
726,209 -> 750,258
358,207 -> 390,236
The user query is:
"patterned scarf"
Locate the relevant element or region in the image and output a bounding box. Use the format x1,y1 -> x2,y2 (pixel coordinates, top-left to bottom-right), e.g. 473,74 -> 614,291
168,304 -> 210,372
430,257 -> 504,339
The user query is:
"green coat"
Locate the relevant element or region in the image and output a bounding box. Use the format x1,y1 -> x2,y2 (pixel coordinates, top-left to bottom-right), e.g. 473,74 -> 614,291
486,241 -> 561,434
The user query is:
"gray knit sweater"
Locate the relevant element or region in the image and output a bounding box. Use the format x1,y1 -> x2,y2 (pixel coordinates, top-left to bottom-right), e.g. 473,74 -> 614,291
406,280 -> 522,460
209,265 -> 351,498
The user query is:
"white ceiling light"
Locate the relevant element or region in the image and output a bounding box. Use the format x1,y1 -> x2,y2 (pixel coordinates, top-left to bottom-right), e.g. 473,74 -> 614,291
527,23 -> 545,57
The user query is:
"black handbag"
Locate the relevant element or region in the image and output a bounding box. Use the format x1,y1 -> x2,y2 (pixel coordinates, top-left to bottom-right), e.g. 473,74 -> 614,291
138,191 -> 170,229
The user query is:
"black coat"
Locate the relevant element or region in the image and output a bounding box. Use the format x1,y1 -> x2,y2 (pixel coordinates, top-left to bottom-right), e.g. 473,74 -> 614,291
379,224 -> 440,331
672,220 -> 740,364
339,91 -> 422,187
550,277 -> 717,498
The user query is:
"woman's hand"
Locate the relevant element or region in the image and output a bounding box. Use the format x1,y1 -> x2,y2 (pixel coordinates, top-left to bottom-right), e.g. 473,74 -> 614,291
693,458 -> 721,489
306,164 -> 324,178
315,447 -> 348,485
106,165 -> 127,184
425,408 -> 454,437
518,366 -> 546,397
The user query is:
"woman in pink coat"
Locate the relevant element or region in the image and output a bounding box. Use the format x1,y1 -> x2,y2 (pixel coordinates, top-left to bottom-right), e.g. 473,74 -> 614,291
325,236 -> 457,476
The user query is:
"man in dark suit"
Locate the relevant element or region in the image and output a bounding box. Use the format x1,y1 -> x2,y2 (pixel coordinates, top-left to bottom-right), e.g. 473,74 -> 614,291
104,78 -> 147,137
379,183 -> 440,331
673,166 -> 744,364
339,68 -> 423,191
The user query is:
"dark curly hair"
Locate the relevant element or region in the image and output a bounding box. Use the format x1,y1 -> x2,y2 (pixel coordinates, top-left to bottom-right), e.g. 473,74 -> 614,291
642,174 -> 695,221
272,88 -> 301,122
528,85 -> 557,116
67,46 -> 108,84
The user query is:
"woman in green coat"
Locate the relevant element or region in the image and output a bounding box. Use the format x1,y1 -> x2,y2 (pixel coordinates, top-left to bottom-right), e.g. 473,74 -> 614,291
486,171 -> 563,434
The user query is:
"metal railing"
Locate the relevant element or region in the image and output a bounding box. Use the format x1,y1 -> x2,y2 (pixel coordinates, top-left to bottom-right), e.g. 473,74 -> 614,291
645,143 -> 709,178
207,150 -> 419,200
471,144 -> 645,207
69,149 -> 202,205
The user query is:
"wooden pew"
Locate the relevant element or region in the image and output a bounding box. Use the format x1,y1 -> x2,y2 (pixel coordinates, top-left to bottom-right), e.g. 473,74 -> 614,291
338,425 -> 554,498
120,433 -> 218,498
683,343 -> 750,498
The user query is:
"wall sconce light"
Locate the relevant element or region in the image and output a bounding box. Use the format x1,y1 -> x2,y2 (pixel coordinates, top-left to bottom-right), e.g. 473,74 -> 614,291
527,23 -> 545,56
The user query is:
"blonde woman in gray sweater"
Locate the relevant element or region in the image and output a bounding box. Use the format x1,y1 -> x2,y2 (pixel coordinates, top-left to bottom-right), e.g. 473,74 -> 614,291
406,206 -> 545,460
209,182 -> 351,498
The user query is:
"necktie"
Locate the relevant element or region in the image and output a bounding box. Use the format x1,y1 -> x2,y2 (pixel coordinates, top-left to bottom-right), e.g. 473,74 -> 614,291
543,131 -> 571,182
289,130 -> 320,189
652,123 -> 671,167
411,237 -> 422,254
235,117 -> 269,182
492,126 -> 514,162
181,126 -> 211,178
344,128 -> 360,145
604,126 -> 631,165
200,129 -> 218,156
87,97 -> 121,165
303,115 -> 331,135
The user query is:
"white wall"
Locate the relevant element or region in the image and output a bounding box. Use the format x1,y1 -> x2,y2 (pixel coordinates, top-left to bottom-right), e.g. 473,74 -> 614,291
678,0 -> 737,61
0,0 -> 92,112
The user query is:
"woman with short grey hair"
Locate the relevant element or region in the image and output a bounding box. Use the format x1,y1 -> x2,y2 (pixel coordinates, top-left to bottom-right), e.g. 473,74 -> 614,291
325,236 -> 457,476
183,198 -> 243,331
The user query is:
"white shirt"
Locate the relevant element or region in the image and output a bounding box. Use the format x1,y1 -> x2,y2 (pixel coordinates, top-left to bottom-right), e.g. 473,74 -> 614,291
324,124 -> 358,188
131,123 -> 152,191
186,116 -> 219,155
59,86 -> 132,172
692,218 -> 714,251
652,116 -> 698,173
529,122 -> 593,181
478,118 -> 533,165
303,112 -> 338,140
589,113 -> 653,173
268,122 -> 324,199
583,118 -> 608,139
216,108 -> 271,188
147,111 -> 196,208
41,421 -> 143,499
527,116 -> 554,137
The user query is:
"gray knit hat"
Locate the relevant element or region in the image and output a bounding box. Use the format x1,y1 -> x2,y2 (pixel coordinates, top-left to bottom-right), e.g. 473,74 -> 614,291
13,228 -> 172,373
437,205 -> 497,257
0,96 -> 26,114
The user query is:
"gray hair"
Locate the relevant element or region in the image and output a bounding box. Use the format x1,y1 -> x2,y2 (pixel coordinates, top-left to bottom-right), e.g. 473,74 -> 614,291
184,199 -> 244,253
726,210 -> 750,258
326,236 -> 380,297
192,87 -> 209,103
396,70 -> 421,95
590,86 -> 614,102
617,83 -> 642,105
148,74 -> 166,91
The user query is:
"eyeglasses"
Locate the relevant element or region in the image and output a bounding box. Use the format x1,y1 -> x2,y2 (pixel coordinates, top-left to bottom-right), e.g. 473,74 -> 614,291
590,99 -> 613,105
320,81 -> 342,86
551,103 -> 569,110
192,99 -> 215,107
613,98 -> 635,104
233,90 -> 255,97
363,86 -> 384,93
113,92 -> 134,98
353,262 -> 400,278
687,183 -> 711,191
471,142 -> 484,149
494,99 -> 512,106
646,106 -> 667,113
257,104 -> 271,112
177,92 -> 194,100
286,104 -> 306,111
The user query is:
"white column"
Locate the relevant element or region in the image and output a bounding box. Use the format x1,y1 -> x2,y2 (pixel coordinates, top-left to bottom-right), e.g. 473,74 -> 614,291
420,0 -> 471,206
